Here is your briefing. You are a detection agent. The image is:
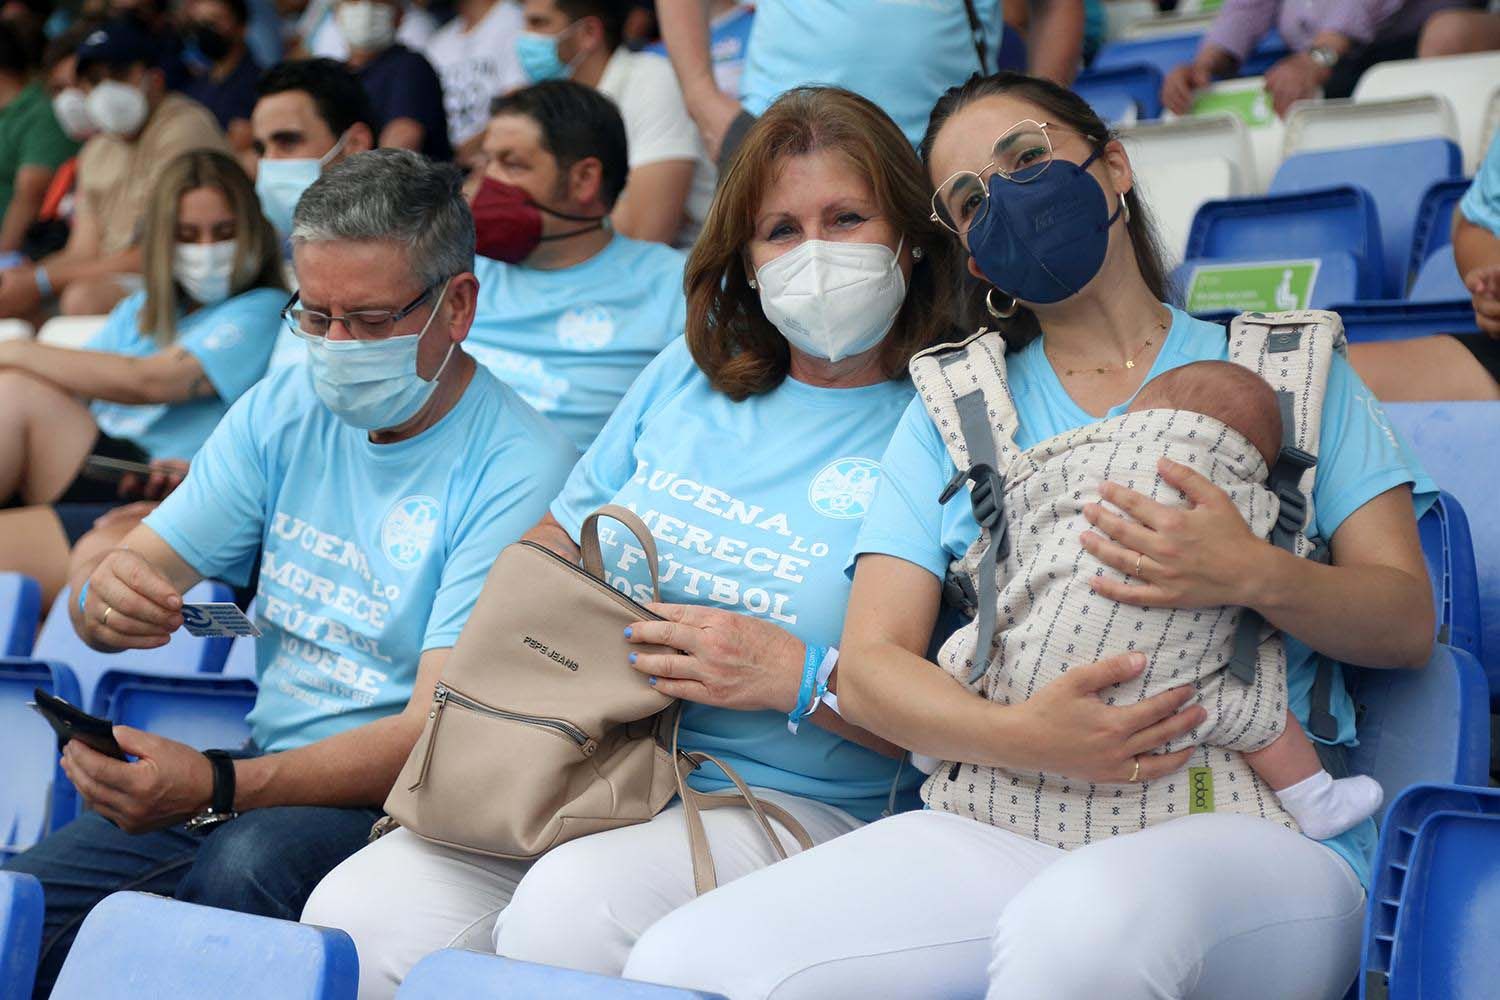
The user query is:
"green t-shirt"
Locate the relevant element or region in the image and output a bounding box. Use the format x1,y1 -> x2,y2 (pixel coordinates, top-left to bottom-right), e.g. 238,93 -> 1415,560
0,81 -> 78,218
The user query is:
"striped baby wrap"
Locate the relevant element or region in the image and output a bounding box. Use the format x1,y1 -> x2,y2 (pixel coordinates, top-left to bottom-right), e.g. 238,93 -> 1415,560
908,311 -> 1347,850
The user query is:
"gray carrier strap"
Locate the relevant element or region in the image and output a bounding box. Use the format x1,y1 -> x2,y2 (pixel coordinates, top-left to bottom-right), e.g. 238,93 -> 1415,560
938,389 -> 1009,685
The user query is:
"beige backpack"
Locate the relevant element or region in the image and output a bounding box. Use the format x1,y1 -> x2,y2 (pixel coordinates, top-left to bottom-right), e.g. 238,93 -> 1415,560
379,505 -> 812,894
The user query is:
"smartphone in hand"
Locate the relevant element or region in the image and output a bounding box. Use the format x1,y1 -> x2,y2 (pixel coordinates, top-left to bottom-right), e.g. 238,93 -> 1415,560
29,689 -> 127,760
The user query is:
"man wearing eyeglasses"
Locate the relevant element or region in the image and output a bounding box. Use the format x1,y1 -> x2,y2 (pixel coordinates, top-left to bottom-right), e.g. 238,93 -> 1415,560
3,149 -> 577,997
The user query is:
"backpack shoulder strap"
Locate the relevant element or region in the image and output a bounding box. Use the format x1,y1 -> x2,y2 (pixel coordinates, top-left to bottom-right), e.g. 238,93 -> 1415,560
909,329 -> 1021,684
1225,309 -> 1347,739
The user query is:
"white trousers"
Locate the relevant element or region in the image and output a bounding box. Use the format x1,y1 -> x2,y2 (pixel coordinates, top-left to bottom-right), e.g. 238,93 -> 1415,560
623,809 -> 1366,1000
300,790 -> 864,1000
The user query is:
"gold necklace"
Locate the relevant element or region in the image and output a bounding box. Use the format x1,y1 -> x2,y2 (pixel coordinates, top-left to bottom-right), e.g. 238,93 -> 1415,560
1052,317 -> 1166,377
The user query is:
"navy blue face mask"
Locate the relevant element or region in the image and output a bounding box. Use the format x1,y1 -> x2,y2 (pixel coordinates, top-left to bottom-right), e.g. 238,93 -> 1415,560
967,147 -> 1123,305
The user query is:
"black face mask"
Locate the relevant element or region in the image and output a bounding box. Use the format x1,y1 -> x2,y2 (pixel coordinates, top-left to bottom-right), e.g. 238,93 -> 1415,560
187,23 -> 231,62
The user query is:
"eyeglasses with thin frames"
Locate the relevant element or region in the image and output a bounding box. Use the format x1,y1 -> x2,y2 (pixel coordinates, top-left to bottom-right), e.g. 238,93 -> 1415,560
281,280 -> 448,341
930,120 -> 1095,236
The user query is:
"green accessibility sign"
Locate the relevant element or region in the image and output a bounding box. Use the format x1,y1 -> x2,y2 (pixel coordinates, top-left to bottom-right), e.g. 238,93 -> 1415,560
1191,85 -> 1275,128
1185,259 -> 1321,314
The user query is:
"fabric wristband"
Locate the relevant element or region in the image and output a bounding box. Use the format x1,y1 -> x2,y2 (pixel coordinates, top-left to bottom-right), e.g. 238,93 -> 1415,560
787,643 -> 826,734
813,646 -> 841,718
32,266 -> 52,297
77,579 -> 90,616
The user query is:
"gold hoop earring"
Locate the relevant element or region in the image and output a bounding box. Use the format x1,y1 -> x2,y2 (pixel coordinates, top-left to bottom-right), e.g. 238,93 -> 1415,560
986,287 -> 1018,319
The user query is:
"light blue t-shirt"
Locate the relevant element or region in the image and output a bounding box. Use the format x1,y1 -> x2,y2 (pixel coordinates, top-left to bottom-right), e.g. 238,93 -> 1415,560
146,363 -> 577,752
738,0 -> 1003,147
467,236 -> 687,453
550,338 -> 922,821
1459,128 -> 1500,235
87,287 -> 284,460
647,3 -> 754,96
853,306 -> 1437,887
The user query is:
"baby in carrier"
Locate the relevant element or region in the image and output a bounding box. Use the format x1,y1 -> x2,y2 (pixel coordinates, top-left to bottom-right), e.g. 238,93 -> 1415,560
940,360 -> 1381,841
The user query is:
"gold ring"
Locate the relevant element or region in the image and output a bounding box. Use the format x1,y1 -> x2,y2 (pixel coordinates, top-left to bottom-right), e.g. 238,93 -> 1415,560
101,604 -> 113,628
1134,553 -> 1144,578
1128,757 -> 1141,783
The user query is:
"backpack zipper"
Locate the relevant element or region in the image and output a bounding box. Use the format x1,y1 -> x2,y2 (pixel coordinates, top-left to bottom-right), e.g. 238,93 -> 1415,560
408,683 -> 598,792
517,540 -> 664,622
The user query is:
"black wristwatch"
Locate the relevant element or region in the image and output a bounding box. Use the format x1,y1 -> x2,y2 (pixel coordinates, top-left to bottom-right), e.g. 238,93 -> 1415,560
185,750 -> 239,832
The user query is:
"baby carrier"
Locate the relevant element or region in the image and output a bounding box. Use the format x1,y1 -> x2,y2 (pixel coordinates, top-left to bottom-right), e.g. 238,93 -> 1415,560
907,310 -> 1347,848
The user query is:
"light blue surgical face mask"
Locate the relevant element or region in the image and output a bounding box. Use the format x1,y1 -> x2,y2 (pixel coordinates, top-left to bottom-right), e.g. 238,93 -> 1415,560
515,22 -> 583,82
295,281 -> 456,431
256,134 -> 346,238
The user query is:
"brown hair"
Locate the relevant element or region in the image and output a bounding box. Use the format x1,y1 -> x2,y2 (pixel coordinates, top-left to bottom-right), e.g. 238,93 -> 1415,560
1129,361 -> 1283,468
139,149 -> 287,345
918,72 -> 1176,351
684,86 -> 959,401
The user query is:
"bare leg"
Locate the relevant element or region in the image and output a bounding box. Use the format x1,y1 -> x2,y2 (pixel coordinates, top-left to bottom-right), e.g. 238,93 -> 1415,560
1245,710 -> 1383,839
57,277 -> 132,317
0,506 -> 71,608
1348,337 -> 1500,402
1242,712 -> 1326,790
1418,10 -> 1500,57
0,371 -> 98,504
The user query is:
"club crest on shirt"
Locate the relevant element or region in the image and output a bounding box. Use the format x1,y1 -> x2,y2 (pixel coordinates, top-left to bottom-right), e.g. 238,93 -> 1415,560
381,495 -> 441,570
808,457 -> 881,520
201,323 -> 243,351
556,305 -> 616,350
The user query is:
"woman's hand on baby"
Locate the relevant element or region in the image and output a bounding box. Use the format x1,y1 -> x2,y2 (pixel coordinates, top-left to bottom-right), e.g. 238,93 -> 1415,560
1015,652 -> 1206,783
1080,457 -> 1267,610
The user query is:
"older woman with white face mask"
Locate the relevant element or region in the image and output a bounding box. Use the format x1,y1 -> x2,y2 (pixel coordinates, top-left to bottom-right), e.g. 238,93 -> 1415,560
303,85 -> 964,998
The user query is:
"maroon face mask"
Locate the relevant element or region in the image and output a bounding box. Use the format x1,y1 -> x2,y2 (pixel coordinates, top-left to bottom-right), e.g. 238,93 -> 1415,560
471,177 -> 605,264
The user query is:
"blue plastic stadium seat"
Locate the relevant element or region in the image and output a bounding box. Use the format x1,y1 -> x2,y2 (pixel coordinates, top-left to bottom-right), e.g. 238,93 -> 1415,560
1269,139 -> 1462,298
1407,246 -> 1469,302
30,581 -> 236,711
1185,187 -> 1385,300
1072,63 -> 1164,119
1176,251 -> 1362,313
0,574 -> 41,658
398,951 -> 728,999
1093,29 -> 1287,77
1418,493 -> 1482,660
51,892 -> 358,999
1407,178 -> 1471,282
95,672 -> 257,750
1331,299 -> 1478,343
1345,645 -> 1490,826
0,661 -> 81,856
1384,401 -> 1500,695
0,872 -> 43,998
1362,783 -> 1500,999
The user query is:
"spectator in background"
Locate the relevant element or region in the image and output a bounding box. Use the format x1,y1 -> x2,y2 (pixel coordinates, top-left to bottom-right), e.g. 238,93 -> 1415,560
0,18 -> 228,322
107,0 -> 191,91
1418,3 -> 1500,56
299,0 -> 437,60
0,21 -> 79,256
0,150 -> 285,608
251,58 -> 376,239
467,81 -> 686,452
181,0 -> 263,157
1349,129 -> 1500,401
1162,0 -> 1472,117
424,0 -> 527,165
1,150 -> 575,999
644,0 -> 750,98
660,1 -> 1080,158
999,0 -> 1090,82
519,0 -> 710,246
338,0 -> 453,159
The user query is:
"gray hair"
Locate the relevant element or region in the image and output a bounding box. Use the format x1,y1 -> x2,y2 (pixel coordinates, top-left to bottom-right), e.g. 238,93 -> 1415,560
290,149 -> 475,287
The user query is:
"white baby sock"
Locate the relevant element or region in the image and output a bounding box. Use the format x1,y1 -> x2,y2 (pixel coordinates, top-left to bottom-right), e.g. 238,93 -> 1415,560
1274,770 -> 1384,839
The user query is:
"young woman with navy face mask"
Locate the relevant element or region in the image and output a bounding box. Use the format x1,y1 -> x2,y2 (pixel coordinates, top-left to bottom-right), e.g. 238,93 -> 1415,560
603,74 -> 1439,1000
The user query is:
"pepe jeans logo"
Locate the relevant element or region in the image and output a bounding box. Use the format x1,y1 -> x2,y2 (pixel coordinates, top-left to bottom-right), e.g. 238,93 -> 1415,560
807,457 -> 881,519
380,495 -> 440,570
523,635 -> 580,672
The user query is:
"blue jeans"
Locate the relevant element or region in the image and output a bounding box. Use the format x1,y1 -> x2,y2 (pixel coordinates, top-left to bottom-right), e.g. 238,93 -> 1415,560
2,805 -> 381,997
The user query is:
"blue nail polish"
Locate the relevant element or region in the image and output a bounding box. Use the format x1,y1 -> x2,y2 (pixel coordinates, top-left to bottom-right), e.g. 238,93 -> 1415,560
623,626 -> 632,638
648,676 -> 657,686
628,652 -> 637,664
